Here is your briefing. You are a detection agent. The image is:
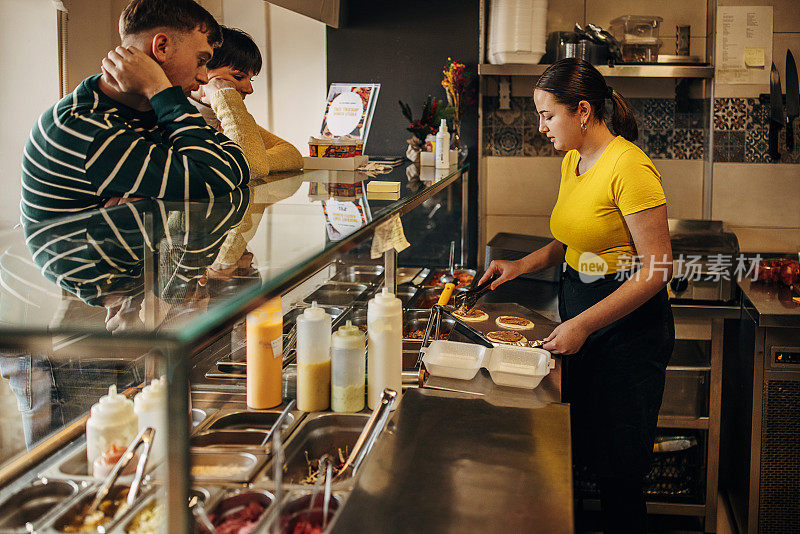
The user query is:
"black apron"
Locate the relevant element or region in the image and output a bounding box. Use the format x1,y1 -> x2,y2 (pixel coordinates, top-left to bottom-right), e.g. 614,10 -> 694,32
559,264 -> 675,482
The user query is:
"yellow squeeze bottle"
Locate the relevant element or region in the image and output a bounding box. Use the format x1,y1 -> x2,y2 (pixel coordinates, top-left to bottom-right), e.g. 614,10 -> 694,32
246,297 -> 283,409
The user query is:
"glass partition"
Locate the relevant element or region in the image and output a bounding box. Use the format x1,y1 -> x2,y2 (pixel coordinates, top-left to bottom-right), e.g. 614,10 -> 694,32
0,162 -> 467,532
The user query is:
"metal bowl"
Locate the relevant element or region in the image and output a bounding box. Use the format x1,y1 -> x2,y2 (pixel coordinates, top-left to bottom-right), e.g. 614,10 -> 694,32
49,484 -> 134,532
206,410 -> 297,433
424,268 -> 477,288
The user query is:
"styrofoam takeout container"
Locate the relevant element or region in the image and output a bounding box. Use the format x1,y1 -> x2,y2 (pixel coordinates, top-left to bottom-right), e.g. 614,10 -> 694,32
421,340 -> 554,389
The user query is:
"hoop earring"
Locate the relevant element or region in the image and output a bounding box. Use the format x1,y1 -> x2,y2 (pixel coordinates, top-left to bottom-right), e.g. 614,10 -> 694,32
580,122 -> 587,134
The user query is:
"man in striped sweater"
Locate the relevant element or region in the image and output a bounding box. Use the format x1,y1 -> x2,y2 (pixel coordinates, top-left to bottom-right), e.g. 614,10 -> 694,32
21,0 -> 250,225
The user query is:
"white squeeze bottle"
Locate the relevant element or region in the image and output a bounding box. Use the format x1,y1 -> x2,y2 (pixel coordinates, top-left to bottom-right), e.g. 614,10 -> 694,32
296,302 -> 332,412
367,288 -> 402,410
435,119 -> 450,169
86,385 -> 138,469
133,377 -> 168,465
331,321 -> 366,413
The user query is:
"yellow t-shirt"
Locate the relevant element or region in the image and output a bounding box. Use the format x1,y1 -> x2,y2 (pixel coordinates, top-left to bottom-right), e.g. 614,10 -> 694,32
549,136 -> 665,274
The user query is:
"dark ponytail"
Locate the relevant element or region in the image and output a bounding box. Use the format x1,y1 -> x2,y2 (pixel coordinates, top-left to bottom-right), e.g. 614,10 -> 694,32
534,58 -> 638,142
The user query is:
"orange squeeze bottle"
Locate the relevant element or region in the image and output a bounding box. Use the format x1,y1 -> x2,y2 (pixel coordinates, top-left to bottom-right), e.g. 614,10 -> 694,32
246,297 -> 283,409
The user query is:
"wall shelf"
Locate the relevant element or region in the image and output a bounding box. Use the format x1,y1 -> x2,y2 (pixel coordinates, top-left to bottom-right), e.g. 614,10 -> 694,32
478,63 -> 714,78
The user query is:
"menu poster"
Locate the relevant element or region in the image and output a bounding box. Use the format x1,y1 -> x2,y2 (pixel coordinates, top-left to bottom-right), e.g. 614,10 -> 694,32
320,83 -> 380,146
715,6 -> 773,85
322,198 -> 370,241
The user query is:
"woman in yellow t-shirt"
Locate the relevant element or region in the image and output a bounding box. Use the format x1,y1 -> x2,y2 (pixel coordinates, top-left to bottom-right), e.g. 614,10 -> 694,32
479,58 -> 674,532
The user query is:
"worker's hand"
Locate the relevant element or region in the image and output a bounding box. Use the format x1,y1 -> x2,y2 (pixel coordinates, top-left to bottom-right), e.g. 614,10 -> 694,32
478,259 -> 524,290
101,46 -> 171,100
542,318 -> 591,355
193,75 -> 237,105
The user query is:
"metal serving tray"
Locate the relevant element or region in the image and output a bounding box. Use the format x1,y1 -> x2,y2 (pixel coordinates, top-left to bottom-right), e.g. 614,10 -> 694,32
331,265 -> 384,285
106,486 -> 213,533
200,408 -> 302,435
0,478 -> 84,533
412,286 -> 469,309
203,489 -> 275,533
266,491 -> 345,532
45,483 -> 141,533
303,283 -> 369,307
190,451 -> 266,484
258,413 -> 370,488
423,268 -> 477,288
403,309 -> 455,342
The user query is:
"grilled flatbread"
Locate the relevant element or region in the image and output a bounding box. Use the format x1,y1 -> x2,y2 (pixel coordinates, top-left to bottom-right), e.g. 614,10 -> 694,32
453,308 -> 489,322
486,331 -> 527,345
495,315 -> 534,330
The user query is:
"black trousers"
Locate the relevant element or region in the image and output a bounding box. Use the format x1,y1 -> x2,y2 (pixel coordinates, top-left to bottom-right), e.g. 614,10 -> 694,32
559,266 -> 675,534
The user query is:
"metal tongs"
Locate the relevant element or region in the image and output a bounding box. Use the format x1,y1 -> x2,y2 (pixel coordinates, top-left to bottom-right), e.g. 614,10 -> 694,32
87,426 -> 155,516
333,388 -> 397,482
260,399 -> 296,448
453,271 -> 500,315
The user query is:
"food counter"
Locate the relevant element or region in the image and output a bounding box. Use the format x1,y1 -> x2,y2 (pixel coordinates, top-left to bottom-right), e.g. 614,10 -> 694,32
0,160 -> 573,533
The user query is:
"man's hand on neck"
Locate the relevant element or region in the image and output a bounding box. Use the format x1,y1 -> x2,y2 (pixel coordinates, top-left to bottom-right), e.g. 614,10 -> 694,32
98,71 -> 152,111
97,44 -> 173,111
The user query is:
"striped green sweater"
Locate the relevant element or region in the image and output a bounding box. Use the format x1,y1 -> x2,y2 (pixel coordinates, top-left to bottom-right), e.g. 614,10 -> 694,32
21,75 -> 249,224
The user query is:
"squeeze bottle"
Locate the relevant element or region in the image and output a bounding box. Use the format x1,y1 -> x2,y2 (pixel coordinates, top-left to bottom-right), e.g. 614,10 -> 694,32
247,297 -> 283,409
367,288 -> 402,410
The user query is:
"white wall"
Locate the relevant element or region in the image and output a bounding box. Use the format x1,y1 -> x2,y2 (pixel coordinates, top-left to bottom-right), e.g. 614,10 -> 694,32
263,3 -> 326,155
0,0 -> 60,229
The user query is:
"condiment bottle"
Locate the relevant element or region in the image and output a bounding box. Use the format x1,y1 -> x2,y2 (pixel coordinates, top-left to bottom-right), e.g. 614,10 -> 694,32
247,297 -> 283,409
133,377 -> 168,465
435,119 -> 450,169
367,288 -> 402,410
296,302 -> 332,412
85,384 -> 138,469
331,321 -> 366,413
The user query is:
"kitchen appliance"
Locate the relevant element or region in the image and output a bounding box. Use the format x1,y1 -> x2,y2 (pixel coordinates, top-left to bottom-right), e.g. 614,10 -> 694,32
667,219 -> 740,303
785,50 -> 798,152
770,63 -> 785,161
722,282 -> 800,533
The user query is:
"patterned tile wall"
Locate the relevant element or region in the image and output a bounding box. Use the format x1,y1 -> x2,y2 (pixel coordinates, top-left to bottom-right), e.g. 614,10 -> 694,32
482,95 -> 800,163
482,96 -> 707,160
713,97 -> 800,163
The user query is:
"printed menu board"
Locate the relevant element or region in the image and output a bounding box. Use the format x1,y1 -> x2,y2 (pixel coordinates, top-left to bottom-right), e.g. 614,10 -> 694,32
319,83 -> 380,146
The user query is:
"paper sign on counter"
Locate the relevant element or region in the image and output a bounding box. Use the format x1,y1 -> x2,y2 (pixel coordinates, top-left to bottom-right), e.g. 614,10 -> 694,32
370,213 -> 410,259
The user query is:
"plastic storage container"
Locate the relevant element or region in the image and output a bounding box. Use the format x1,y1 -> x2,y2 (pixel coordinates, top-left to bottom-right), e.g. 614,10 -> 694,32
367,288 -> 403,410
620,37 -> 663,63
330,320 -> 366,413
487,0 -> 549,64
609,15 -> 663,41
133,377 -> 168,465
85,385 -> 138,469
421,340 -> 555,389
296,302 -> 332,412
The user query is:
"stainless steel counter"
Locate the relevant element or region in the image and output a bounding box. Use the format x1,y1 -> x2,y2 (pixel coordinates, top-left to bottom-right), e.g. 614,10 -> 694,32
738,278 -> 800,327
330,365 -> 572,533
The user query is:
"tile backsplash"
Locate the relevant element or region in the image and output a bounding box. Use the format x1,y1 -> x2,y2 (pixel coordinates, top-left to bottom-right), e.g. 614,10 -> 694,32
713,97 -> 800,163
481,95 -> 800,164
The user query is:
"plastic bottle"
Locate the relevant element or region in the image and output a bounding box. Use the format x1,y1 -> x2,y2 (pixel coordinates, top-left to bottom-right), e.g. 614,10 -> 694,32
86,384 -> 138,470
331,321 -> 366,413
296,302 -> 332,412
367,288 -> 402,410
247,297 -> 283,409
435,119 -> 450,169
133,377 -> 168,465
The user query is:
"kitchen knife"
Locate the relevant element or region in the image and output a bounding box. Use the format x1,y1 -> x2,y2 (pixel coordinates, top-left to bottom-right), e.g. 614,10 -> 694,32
786,50 -> 799,152
770,62 -> 785,160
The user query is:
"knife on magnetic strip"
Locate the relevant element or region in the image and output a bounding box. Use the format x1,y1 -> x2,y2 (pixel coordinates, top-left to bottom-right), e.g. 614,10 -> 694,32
786,50 -> 799,152
770,62 -> 785,161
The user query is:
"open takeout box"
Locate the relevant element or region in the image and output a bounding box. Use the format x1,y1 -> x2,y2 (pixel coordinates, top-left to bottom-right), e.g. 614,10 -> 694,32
421,340 -> 555,389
